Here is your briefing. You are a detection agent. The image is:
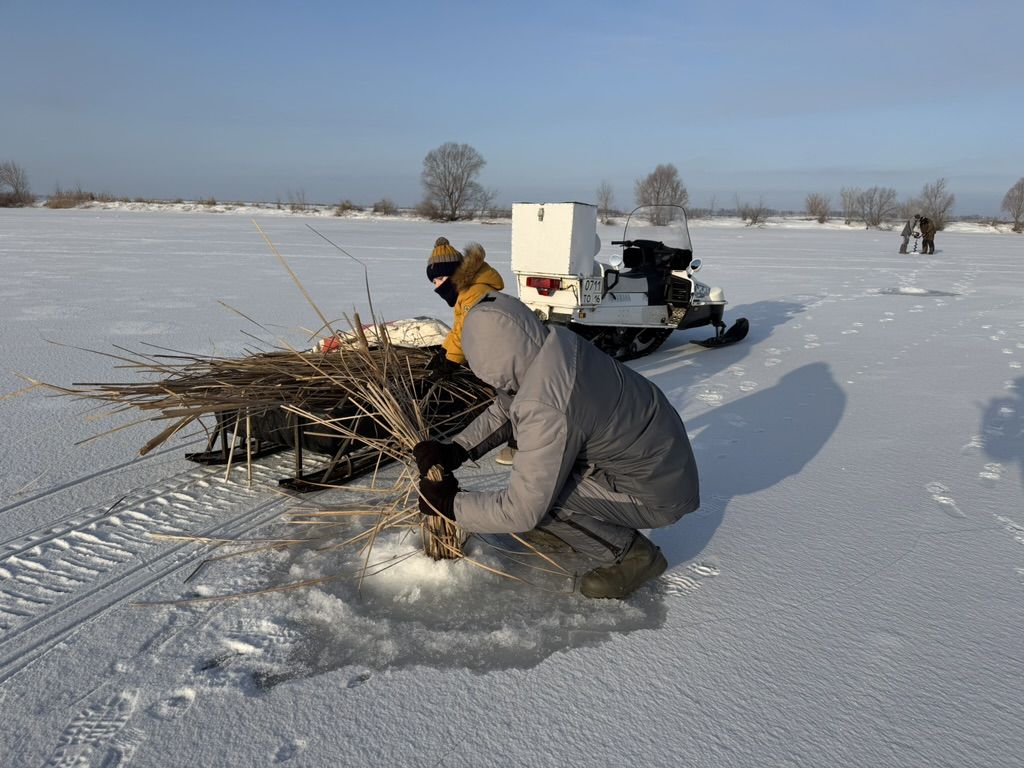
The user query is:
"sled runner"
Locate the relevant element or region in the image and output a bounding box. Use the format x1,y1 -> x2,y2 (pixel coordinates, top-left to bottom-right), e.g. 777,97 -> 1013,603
183,320 -> 494,492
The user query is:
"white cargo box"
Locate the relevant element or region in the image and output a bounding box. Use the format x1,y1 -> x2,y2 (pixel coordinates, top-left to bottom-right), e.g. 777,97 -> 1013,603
511,202 -> 599,278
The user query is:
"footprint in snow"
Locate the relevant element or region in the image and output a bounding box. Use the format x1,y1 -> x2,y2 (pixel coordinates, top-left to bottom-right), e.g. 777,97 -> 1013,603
996,517 -> 1024,546
925,482 -> 965,519
275,739 -> 308,763
960,435 -> 984,455
661,560 -> 720,596
45,691 -> 140,768
696,385 -> 727,405
723,413 -> 747,428
149,688 -> 196,720
979,463 -> 1003,481
199,619 -> 308,692
347,671 -> 373,689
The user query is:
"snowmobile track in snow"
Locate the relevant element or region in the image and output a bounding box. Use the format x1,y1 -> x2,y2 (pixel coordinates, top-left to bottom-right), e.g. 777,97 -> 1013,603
0,438 -> 204,517
0,451 -> 266,558
0,454 -> 316,685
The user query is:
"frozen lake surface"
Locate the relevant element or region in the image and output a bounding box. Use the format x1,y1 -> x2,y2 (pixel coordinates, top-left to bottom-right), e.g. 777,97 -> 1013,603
1,208 -> 1022,767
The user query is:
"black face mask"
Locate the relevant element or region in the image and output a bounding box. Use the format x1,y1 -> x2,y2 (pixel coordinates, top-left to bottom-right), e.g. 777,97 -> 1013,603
434,279 -> 459,307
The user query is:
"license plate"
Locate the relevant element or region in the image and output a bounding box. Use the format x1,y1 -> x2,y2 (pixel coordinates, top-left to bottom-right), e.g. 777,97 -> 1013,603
581,277 -> 603,306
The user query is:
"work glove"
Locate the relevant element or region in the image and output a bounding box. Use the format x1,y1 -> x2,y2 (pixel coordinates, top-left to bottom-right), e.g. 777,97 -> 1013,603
413,440 -> 468,476
418,473 -> 459,520
426,348 -> 461,378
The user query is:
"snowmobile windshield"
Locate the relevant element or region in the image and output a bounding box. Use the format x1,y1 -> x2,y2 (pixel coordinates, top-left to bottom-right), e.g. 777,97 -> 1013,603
621,205 -> 693,254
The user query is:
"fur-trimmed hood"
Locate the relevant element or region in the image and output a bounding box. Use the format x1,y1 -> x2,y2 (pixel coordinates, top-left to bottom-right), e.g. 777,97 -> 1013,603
451,243 -> 502,294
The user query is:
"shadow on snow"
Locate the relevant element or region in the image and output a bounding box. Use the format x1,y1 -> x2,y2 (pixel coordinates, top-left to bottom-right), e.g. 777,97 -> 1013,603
652,361 -> 846,568
979,377 -> 1024,489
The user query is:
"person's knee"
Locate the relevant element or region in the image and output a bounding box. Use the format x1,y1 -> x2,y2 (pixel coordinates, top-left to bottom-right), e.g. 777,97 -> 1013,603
648,495 -> 699,528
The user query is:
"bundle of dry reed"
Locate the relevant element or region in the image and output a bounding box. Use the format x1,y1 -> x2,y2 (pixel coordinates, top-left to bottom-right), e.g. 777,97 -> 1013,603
29,318 -> 492,561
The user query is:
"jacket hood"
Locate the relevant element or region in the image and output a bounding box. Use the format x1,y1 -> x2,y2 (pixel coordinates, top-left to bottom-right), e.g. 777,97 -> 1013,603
451,243 -> 503,293
461,293 -> 550,392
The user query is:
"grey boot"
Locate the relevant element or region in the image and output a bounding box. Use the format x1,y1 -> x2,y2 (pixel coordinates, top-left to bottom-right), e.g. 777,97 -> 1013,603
580,533 -> 667,599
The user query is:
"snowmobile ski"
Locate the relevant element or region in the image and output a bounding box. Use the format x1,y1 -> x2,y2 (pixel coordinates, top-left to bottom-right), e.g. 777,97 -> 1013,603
694,317 -> 749,348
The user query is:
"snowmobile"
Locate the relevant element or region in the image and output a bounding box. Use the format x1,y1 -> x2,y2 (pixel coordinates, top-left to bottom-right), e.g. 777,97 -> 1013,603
511,202 -> 748,360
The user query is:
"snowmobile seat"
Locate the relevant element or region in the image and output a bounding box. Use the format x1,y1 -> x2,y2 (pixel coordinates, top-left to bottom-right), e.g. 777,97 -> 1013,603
621,240 -> 693,273
622,246 -> 645,270
669,248 -> 693,270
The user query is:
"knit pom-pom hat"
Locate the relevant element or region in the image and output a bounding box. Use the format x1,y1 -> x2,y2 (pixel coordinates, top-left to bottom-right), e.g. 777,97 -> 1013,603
426,236 -> 463,282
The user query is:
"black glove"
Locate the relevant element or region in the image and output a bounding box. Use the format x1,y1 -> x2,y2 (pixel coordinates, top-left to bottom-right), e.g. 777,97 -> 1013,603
419,473 -> 459,519
413,440 -> 468,476
426,348 -> 461,378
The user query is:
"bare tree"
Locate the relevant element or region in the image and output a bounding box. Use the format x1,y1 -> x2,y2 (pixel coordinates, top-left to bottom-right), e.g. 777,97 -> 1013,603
596,180 -> 615,223
898,197 -> 920,221
805,192 -> 831,223
840,187 -> 862,225
735,195 -> 769,226
634,164 -> 688,225
858,186 -> 899,228
287,189 -> 308,212
334,199 -> 360,216
0,161 -> 33,206
372,198 -> 398,216
1002,177 -> 1024,233
918,177 -> 955,230
420,142 -> 486,221
474,186 -> 500,218
689,194 -> 719,220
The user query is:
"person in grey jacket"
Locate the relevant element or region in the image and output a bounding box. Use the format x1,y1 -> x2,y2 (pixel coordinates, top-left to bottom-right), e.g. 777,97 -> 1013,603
414,292 -> 700,599
900,214 -> 921,254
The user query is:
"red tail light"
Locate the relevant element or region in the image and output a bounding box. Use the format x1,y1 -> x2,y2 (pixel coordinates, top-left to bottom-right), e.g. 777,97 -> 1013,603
525,276 -> 562,297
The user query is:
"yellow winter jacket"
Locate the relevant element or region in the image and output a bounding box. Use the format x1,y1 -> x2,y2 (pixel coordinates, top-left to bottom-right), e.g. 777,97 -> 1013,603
443,244 -> 505,364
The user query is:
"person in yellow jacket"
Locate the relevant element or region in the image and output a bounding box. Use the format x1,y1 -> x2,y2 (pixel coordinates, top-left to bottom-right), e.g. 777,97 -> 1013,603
426,237 -> 505,365
426,236 -> 515,463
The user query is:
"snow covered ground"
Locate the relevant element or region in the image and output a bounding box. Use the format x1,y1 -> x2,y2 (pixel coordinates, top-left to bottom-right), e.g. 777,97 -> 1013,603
1,208 -> 1021,767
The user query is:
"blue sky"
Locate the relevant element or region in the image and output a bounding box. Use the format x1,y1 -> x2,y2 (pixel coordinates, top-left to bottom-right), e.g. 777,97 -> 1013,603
2,0 -> 1021,214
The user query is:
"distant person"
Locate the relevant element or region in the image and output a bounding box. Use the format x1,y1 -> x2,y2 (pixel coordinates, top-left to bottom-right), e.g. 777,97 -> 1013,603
919,217 -> 937,254
426,236 -> 516,465
899,214 -> 921,254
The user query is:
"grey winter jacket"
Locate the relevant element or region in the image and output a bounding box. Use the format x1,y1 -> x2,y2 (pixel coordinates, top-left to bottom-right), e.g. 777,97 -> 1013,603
451,293 -> 699,533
